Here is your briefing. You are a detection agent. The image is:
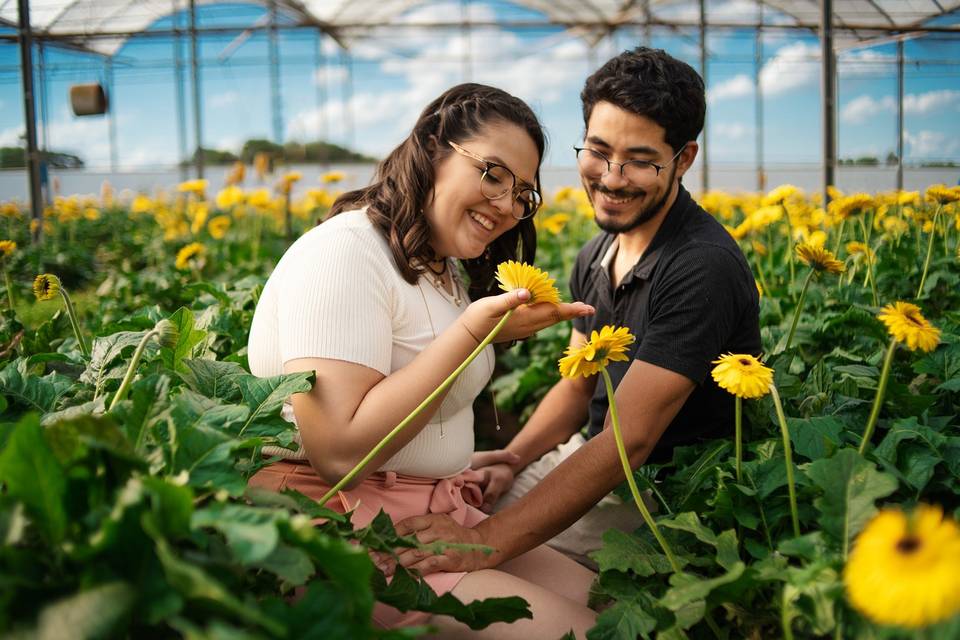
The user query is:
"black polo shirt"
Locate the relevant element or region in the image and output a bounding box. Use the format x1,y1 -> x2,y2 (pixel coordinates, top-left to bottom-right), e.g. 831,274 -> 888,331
571,185 -> 761,464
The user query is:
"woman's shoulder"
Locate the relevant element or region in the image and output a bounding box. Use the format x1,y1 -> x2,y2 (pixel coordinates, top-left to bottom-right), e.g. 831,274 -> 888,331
290,208 -> 388,256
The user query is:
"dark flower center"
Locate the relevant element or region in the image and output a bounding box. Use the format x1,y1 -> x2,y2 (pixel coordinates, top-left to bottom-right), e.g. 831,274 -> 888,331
904,312 -> 923,327
738,358 -> 752,367
896,535 -> 921,554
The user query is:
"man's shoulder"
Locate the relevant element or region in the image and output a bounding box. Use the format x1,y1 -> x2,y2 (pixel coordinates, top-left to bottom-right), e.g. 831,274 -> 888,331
575,231 -> 615,268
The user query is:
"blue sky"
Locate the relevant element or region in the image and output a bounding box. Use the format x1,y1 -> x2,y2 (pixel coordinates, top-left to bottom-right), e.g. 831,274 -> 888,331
1,1 -> 958,171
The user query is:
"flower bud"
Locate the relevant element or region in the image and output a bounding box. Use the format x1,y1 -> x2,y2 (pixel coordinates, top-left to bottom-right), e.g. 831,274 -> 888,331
33,273 -> 62,301
153,319 -> 180,348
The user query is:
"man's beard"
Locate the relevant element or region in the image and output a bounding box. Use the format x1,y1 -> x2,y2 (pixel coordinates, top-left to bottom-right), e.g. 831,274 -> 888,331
589,165 -> 677,234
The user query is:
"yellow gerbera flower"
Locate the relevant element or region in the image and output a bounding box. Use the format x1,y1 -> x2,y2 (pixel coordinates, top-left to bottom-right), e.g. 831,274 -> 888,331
177,179 -> 208,197
540,213 -> 570,235
0,240 -> 16,257
495,261 -> 560,305
761,184 -> 800,206
175,242 -> 207,270
845,504 -> 960,629
710,353 -> 773,399
207,215 -> 231,240
845,241 -> 874,259
321,171 -> 345,184
33,273 -> 61,301
877,301 -> 941,353
924,184 -> 960,205
796,243 -> 845,275
558,326 -> 635,379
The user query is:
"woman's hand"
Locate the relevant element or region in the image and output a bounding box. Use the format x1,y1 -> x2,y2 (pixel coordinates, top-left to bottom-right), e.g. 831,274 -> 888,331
460,289 -> 594,344
471,450 -> 520,513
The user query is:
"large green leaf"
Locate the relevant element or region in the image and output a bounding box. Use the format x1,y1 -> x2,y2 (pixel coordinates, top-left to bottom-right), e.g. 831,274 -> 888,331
660,563 -> 746,611
0,359 -> 71,413
805,449 -> 898,550
253,542 -> 315,585
29,581 -> 136,640
191,504 -> 281,564
234,371 -> 315,436
0,414 -> 66,543
180,358 -> 247,402
160,308 -> 209,374
589,528 -> 674,576
586,598 -> 657,640
787,416 -> 843,461
112,373 -> 171,453
79,331 -> 149,394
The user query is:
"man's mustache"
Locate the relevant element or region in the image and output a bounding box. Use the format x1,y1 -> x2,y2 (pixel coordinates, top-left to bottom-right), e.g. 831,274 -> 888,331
590,183 -> 646,200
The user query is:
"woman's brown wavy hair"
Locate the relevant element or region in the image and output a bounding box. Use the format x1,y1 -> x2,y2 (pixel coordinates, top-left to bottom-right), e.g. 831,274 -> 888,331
328,83 -> 545,300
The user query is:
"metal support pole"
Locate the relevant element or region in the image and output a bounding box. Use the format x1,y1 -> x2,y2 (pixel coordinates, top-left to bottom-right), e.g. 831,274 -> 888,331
642,0 -> 652,45
755,1 -> 764,191
315,35 -> 327,148
17,0 -> 43,238
699,0 -> 708,193
342,48 -> 354,149
896,39 -> 904,192
189,0 -> 204,179
268,0 -> 283,144
174,1 -> 188,180
461,0 -> 472,81
37,40 -> 50,201
106,56 -> 118,172
821,0 -> 836,204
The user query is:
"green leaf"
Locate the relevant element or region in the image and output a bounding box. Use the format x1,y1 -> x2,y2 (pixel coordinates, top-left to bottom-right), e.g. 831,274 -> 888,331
671,440 -> 731,511
152,537 -> 284,636
79,331 -> 150,393
0,414 -> 66,543
787,416 -> 843,461
235,371 -> 315,435
142,476 -> 194,539
112,373 -> 171,452
586,598 -> 657,640
660,564 -> 746,611
375,566 -> 531,630
30,581 -> 135,640
43,413 -> 137,467
160,308 -> 208,374
180,358 -> 247,402
244,486 -> 347,523
253,542 -> 315,585
191,504 -> 281,564
0,359 -> 71,413
805,449 -> 898,550
589,528 -> 674,576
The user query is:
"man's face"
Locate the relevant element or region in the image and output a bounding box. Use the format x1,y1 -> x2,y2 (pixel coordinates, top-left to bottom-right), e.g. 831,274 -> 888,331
579,101 -> 687,234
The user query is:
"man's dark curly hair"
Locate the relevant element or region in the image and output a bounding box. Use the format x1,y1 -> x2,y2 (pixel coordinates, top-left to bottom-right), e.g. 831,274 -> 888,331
581,46 -> 705,153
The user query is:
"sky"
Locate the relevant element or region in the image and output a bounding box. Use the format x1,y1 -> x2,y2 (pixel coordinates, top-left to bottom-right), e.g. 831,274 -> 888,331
1,0 -> 959,173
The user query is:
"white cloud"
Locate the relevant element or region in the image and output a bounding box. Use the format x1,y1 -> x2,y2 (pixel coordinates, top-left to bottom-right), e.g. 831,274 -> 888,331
905,130 -> 960,158
841,89 -> 960,124
0,125 -> 24,147
712,122 -> 751,140
709,74 -> 753,103
760,41 -> 819,96
209,91 -> 239,109
841,95 -> 895,124
903,89 -> 960,115
313,65 -> 348,85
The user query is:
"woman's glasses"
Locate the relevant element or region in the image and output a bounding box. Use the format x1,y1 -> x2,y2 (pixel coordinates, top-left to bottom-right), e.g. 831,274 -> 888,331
449,141 -> 542,220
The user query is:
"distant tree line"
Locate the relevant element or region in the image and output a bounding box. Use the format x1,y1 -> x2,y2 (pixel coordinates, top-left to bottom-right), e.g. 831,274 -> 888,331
182,139 -> 376,167
0,147 -> 84,169
838,152 -> 957,168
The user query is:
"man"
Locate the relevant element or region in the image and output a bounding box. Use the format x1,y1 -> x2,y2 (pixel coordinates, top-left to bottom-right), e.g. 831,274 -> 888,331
393,46 -> 761,574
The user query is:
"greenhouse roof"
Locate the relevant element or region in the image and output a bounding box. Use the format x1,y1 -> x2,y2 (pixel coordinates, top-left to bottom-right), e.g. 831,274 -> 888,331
1,0 -> 958,56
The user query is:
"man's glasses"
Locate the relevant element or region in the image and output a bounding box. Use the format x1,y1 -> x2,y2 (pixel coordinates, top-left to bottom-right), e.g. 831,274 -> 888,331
573,144 -> 687,186
449,141 -> 542,220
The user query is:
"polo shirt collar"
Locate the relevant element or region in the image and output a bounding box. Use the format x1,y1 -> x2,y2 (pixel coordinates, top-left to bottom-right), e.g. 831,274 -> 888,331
591,184 -> 693,285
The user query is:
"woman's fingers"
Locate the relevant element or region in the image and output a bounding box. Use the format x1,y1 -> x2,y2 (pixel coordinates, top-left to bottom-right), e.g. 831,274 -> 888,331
471,449 -> 520,468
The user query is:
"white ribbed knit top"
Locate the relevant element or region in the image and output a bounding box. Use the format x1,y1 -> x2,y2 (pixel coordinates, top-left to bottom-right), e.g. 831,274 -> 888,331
247,209 -> 494,478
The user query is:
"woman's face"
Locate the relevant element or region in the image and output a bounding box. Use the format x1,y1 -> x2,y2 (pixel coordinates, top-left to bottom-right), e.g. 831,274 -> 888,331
424,120 -> 540,260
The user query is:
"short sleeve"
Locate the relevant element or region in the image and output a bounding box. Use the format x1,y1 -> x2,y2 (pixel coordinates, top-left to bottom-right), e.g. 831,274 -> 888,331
634,244 -> 746,384
277,228 -> 394,375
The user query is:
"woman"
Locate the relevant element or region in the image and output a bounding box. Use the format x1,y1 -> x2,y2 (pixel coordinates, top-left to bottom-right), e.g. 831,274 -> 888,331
247,83 -> 597,638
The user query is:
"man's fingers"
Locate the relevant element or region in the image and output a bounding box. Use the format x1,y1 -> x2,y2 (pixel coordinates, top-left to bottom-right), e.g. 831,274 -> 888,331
395,515 -> 429,537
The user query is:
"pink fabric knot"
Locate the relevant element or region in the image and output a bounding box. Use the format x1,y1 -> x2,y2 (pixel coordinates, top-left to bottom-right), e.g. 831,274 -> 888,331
427,468 -> 485,516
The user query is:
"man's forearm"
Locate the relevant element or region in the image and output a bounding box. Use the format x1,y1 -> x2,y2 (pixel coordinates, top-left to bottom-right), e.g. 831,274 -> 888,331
479,429 -> 646,563
505,377 -> 592,472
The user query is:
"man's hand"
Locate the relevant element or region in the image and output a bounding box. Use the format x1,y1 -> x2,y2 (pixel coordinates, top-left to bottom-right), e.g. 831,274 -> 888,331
471,450 -> 519,513
391,514 -> 495,575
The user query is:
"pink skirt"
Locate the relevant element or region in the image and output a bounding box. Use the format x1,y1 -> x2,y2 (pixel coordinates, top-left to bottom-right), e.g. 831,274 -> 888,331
248,460 -> 488,628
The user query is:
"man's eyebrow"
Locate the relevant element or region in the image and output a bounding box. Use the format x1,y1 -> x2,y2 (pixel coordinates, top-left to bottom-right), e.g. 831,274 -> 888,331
585,135 -> 658,156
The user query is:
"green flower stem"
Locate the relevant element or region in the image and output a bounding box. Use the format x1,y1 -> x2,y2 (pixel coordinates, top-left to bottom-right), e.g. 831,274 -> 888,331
832,218 -> 846,256
769,383 -> 800,538
857,217 -> 879,307
916,205 -> 942,299
108,328 -> 160,411
59,287 -> 89,357
735,396 -> 743,483
785,269 -> 814,351
318,310 -> 514,506
601,368 -> 681,572
781,586 -> 796,640
784,209 -> 796,294
2,261 -> 13,309
859,337 -> 898,455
